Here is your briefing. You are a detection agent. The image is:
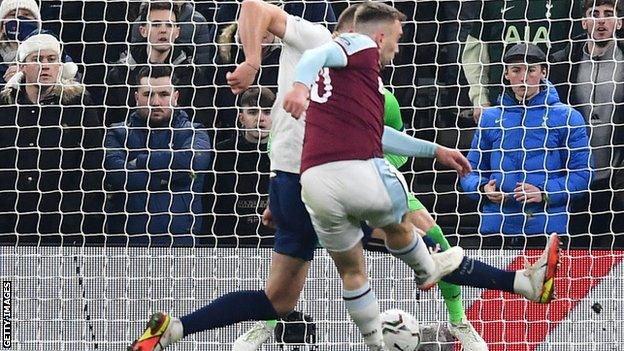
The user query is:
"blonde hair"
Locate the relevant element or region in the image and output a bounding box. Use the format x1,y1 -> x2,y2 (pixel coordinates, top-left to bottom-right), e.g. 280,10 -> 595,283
217,23 -> 238,63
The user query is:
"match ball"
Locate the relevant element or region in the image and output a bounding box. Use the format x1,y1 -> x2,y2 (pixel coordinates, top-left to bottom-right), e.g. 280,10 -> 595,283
380,309 -> 421,351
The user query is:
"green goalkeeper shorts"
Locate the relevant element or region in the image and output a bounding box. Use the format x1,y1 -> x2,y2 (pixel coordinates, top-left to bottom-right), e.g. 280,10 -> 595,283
407,192 -> 426,212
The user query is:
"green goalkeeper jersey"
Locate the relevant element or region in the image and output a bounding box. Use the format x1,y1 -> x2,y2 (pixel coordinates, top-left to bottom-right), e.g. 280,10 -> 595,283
382,88 -> 407,169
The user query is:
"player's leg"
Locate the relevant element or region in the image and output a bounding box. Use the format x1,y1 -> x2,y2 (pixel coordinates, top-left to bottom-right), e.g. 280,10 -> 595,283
232,172 -> 322,351
365,227 -> 561,304
404,196 -> 487,350
367,176 -> 559,304
328,242 -> 385,350
437,233 -> 561,303
229,252 -> 309,351
366,159 -> 464,289
300,161 -> 386,350
405,195 -> 467,322
129,173 -> 316,351
378,226 -> 560,304
263,171 -> 319,315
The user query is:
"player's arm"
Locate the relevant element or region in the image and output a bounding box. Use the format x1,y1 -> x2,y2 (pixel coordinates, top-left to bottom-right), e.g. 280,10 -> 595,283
382,127 -> 436,158
382,127 -> 472,177
283,41 -> 347,118
227,0 -> 287,94
238,0 -> 287,67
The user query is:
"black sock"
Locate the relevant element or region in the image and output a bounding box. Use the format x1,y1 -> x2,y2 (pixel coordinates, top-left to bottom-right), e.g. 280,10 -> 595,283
179,290 -> 278,336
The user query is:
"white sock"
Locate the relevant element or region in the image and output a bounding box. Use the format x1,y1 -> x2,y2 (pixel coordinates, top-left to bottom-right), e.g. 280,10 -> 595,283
513,270 -> 533,298
386,229 -> 435,281
343,281 -> 383,349
168,317 -> 184,344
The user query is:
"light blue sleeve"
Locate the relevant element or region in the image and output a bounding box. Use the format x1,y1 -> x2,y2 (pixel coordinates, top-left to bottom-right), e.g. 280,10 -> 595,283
294,41 -> 347,87
381,126 -> 437,158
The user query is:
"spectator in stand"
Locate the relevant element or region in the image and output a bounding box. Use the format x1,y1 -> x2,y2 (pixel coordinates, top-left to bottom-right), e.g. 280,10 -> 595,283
0,33 -> 103,242
550,0 -> 624,236
461,43 -> 592,236
130,1 -> 212,64
105,2 -> 207,126
205,87 -> 274,239
461,0 -> 583,122
104,66 -> 211,246
0,0 -> 40,85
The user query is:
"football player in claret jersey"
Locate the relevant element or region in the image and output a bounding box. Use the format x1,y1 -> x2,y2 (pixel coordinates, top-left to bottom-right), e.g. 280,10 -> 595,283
282,3 -> 468,349
231,5 -> 554,351
128,2 -> 561,351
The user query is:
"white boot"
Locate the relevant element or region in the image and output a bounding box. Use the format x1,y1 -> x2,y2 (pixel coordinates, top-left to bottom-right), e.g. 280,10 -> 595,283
233,321 -> 276,351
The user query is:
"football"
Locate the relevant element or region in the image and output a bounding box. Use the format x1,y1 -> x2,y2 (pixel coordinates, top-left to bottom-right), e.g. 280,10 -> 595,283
380,309 -> 421,351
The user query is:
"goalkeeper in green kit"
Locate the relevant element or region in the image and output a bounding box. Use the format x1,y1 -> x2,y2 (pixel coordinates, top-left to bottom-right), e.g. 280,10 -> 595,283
233,89 -> 488,350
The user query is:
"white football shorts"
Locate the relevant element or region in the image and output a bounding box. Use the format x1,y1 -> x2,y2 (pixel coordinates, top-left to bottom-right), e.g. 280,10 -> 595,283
300,158 -> 409,252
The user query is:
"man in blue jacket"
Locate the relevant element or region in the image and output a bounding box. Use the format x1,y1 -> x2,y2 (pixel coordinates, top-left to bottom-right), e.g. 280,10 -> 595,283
104,65 -> 212,245
461,43 -> 593,235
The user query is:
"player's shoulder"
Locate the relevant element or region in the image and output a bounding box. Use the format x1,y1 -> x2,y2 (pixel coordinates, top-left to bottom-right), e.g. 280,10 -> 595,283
334,33 -> 377,56
283,15 -> 332,50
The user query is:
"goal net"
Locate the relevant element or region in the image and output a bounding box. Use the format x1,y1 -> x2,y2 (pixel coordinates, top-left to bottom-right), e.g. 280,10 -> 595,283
1,1 -> 623,350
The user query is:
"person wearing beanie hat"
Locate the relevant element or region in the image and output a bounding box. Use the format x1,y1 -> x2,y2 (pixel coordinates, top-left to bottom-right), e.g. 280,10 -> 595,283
0,0 -> 41,22
0,15 -> 104,241
0,0 -> 42,84
0,22 -> 104,239
3,32 -> 78,94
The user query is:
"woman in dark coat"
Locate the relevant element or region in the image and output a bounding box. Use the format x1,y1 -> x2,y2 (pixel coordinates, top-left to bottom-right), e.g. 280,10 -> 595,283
0,33 -> 103,243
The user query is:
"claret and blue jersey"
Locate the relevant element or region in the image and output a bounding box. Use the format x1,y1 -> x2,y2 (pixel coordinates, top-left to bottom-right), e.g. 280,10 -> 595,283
296,32 -> 385,174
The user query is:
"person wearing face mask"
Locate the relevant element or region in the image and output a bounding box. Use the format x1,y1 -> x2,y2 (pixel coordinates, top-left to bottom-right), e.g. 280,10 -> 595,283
204,87 -> 275,240
0,0 -> 41,85
461,43 -> 593,236
0,33 -> 104,242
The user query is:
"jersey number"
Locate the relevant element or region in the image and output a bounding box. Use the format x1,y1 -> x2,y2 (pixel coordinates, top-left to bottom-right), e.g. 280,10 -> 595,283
310,68 -> 332,103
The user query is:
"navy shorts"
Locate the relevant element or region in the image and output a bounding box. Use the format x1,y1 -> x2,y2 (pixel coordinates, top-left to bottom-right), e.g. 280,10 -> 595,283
269,171 -> 318,261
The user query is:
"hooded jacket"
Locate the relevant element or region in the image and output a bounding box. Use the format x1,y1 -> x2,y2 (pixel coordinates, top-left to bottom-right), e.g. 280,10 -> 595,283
104,109 -> 211,244
461,81 -> 593,235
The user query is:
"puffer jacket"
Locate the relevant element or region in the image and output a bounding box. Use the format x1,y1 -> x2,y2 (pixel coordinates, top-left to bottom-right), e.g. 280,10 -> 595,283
104,110 -> 211,244
461,81 -> 592,235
